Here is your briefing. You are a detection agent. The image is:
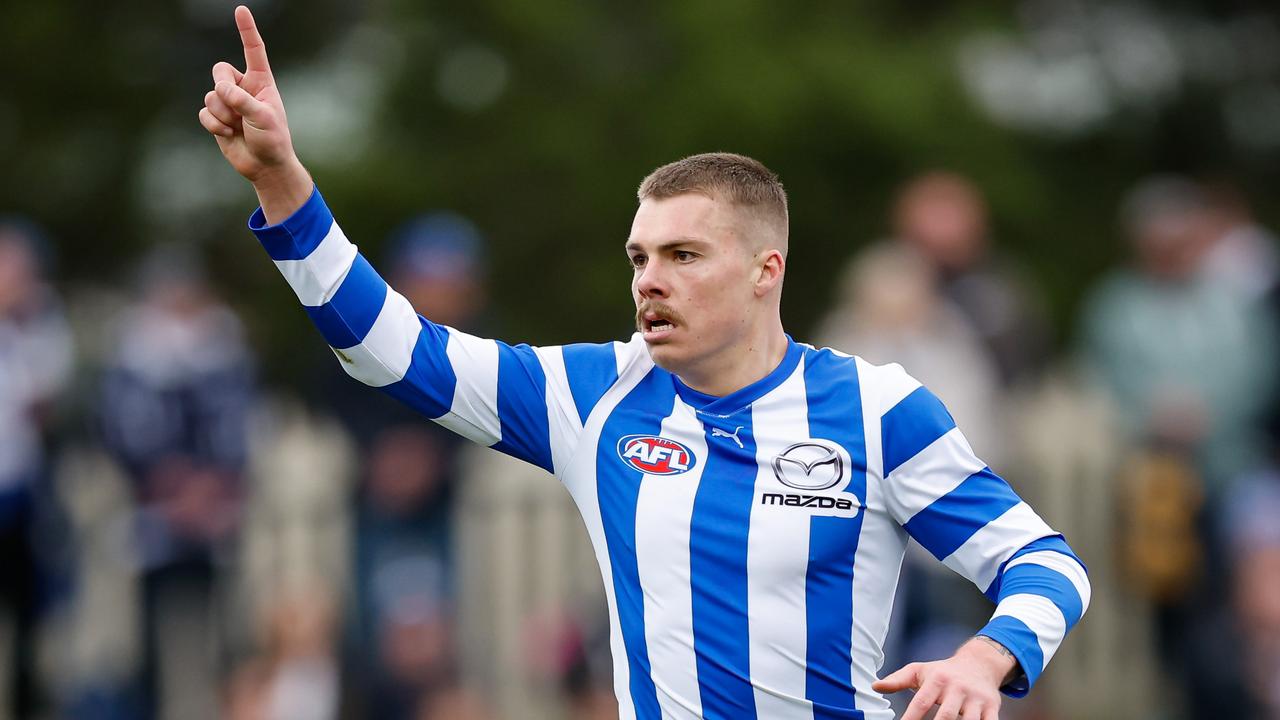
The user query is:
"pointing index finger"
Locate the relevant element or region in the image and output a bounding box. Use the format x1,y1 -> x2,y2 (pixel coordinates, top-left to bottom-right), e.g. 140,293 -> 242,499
235,5 -> 270,74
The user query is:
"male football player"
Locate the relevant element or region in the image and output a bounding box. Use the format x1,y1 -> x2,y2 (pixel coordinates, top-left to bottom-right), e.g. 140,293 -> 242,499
199,7 -> 1090,719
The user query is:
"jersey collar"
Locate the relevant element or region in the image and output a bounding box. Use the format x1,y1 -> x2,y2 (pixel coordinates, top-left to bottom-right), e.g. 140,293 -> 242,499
671,335 -> 802,417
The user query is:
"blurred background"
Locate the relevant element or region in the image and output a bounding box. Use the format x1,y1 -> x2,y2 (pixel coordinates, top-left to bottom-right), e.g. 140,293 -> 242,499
3,0 -> 1280,718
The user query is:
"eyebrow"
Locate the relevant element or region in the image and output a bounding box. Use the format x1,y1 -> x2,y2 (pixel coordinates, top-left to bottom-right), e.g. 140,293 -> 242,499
624,237 -> 713,253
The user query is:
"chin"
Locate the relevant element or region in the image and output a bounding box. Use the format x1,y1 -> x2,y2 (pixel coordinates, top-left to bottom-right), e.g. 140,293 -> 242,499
643,342 -> 688,374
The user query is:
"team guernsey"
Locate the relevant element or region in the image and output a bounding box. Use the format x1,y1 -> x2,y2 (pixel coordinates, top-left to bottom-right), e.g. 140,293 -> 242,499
250,188 -> 1091,720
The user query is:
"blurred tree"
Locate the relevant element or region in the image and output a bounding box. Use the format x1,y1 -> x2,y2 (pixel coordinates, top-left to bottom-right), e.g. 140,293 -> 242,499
3,0 -> 1279,382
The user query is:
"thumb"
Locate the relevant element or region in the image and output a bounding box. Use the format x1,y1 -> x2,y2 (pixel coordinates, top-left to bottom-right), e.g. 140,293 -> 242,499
215,81 -> 270,124
871,663 -> 922,693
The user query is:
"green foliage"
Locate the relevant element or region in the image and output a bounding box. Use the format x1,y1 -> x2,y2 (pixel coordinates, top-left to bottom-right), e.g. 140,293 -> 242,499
4,1 -> 1278,382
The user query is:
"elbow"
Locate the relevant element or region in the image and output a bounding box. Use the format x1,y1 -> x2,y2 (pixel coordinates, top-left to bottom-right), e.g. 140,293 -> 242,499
1075,557 -> 1093,620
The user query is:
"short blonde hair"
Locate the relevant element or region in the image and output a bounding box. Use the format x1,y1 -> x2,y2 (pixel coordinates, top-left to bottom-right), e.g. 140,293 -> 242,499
637,152 -> 789,243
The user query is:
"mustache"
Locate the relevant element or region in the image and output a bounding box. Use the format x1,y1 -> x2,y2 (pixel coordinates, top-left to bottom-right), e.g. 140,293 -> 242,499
635,301 -> 685,330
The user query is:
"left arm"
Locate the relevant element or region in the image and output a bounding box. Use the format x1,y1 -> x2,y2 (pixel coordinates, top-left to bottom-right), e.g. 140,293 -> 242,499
870,365 -> 1091,720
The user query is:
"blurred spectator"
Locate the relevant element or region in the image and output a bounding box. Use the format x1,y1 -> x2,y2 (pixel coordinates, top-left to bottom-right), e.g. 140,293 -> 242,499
0,219 -> 74,717
891,171 -> 1051,386
454,441 -> 611,720
1082,176 -> 1276,493
1199,182 -> 1279,303
347,424 -> 461,718
98,246 -> 255,719
386,212 -> 487,331
228,397 -> 357,720
557,599 -> 618,720
334,213 -> 489,719
1197,183 -> 1280,464
816,243 -> 1005,465
1083,176 -> 1278,715
1185,472 -> 1280,718
1119,446 -> 1204,605
226,586 -> 340,720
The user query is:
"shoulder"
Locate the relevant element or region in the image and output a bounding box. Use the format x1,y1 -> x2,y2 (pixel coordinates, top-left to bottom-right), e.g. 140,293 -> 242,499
798,342 -> 924,415
600,333 -> 653,377
552,333 -> 653,387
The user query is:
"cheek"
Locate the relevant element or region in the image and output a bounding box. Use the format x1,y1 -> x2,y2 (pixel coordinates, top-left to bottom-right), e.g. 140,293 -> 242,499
685,280 -> 738,323
696,266 -> 748,302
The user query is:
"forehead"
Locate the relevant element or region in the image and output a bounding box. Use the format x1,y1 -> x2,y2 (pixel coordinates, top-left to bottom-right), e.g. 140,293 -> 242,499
627,193 -> 741,249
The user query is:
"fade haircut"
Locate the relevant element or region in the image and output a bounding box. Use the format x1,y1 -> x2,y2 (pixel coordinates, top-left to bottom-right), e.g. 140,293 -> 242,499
637,152 -> 789,249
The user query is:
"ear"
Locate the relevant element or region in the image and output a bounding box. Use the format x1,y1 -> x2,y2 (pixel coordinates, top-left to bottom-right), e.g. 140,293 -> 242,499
752,248 -> 785,297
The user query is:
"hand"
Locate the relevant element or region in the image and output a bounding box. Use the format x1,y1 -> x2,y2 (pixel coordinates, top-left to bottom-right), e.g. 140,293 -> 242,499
200,5 -> 311,221
871,638 -> 1015,720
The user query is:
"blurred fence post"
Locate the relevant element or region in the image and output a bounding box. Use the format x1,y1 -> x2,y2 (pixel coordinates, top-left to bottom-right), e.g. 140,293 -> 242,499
53,446 -> 141,708
456,447 -> 605,720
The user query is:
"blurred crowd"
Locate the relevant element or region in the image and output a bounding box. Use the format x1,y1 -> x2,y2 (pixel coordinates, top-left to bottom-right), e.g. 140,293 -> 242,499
1,169 -> 1278,720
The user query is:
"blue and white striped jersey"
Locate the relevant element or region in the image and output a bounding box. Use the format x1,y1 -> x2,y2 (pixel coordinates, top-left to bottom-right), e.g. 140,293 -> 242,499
250,188 -> 1090,720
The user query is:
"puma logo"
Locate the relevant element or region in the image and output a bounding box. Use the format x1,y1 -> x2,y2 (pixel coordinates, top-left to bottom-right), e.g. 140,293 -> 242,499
711,425 -> 745,449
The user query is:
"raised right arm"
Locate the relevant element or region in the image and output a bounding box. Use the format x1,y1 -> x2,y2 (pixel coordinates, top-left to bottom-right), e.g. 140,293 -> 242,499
200,7 -> 623,474
248,187 -> 575,472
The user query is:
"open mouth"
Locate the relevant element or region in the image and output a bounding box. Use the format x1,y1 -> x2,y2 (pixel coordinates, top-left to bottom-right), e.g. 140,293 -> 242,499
636,302 -> 683,340
647,318 -> 675,332
638,308 -> 679,337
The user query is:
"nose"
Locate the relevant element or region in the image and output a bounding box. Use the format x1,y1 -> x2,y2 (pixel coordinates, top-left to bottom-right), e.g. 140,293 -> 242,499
634,259 -> 669,299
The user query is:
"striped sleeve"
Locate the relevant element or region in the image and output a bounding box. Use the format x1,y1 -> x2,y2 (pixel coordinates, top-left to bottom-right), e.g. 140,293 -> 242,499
875,363 -> 1089,697
247,187 -> 620,474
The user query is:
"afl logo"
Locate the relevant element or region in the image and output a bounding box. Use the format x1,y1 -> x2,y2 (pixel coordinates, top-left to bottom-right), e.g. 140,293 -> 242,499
772,441 -> 846,491
617,435 -> 697,476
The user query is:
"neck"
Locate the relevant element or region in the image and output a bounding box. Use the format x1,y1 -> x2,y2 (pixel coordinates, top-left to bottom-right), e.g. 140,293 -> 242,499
676,320 -> 789,397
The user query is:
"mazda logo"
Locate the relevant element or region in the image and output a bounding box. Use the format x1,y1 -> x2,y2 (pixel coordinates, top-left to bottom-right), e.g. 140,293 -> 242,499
772,441 -> 844,491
